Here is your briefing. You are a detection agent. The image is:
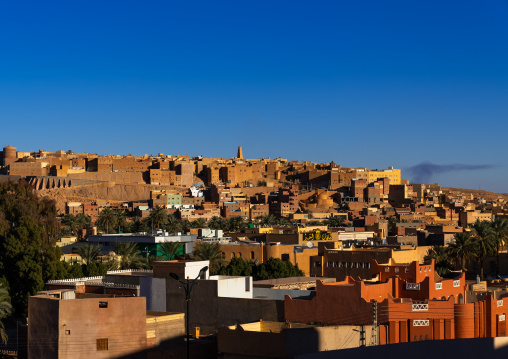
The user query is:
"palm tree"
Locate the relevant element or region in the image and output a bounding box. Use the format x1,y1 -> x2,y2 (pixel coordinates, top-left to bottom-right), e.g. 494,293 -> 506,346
159,241 -> 184,260
491,218 -> 508,277
425,246 -> 451,276
228,216 -> 246,231
98,207 -> 117,234
276,217 -> 292,226
208,216 -> 225,230
131,216 -> 149,233
114,210 -> 128,233
470,220 -> 496,280
447,232 -> 477,272
193,241 -> 225,274
72,243 -> 103,265
0,283 -> 12,345
114,242 -> 144,269
191,218 -> 207,229
149,206 -> 167,229
325,215 -> 345,228
259,214 -> 278,226
165,214 -> 182,234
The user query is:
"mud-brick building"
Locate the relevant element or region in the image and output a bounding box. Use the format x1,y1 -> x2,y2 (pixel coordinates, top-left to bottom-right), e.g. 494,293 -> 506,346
27,290 -> 184,359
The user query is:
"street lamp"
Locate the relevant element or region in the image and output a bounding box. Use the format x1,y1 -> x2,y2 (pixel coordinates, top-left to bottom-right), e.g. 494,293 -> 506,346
169,266 -> 208,359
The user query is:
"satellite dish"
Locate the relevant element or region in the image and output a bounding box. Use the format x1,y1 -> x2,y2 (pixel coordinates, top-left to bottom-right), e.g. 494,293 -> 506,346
307,242 -> 314,248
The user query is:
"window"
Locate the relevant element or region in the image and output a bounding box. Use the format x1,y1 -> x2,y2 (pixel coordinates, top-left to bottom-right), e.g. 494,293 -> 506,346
405,268 -> 410,273
231,252 -> 235,259
99,301 -> 108,308
395,268 -> 399,273
327,261 -> 333,267
250,251 -> 255,260
333,262 -> 338,267
96,338 -> 108,351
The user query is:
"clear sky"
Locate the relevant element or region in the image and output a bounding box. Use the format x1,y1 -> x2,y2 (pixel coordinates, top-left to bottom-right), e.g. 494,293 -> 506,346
1,1 -> 507,192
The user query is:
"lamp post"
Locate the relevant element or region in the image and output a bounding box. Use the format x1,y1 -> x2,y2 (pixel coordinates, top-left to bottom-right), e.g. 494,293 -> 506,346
169,266 -> 208,359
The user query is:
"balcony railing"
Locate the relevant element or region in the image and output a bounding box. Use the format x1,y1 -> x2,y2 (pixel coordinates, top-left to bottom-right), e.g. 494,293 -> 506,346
406,283 -> 420,291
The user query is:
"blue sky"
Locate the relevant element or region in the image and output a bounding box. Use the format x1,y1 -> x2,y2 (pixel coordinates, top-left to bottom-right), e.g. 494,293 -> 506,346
0,1 -> 507,192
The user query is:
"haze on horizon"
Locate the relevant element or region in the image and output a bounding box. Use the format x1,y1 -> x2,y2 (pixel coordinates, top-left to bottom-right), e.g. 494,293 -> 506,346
0,1 -> 506,192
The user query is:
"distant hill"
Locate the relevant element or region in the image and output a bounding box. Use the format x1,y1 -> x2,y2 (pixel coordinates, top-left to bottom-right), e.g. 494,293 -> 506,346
442,187 -> 508,202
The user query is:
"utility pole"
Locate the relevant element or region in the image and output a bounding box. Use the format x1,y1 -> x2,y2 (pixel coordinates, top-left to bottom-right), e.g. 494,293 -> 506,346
360,325 -> 366,347
371,300 -> 378,346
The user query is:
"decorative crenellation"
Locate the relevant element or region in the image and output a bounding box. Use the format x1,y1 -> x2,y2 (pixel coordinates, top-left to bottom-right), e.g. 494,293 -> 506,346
106,269 -> 153,274
412,303 -> 429,311
413,319 -> 430,326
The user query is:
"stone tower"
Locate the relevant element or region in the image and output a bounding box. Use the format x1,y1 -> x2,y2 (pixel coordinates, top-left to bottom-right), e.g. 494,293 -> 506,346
237,146 -> 243,160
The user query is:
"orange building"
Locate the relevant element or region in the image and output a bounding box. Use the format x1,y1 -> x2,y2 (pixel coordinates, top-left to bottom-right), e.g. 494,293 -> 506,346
284,259 -> 508,344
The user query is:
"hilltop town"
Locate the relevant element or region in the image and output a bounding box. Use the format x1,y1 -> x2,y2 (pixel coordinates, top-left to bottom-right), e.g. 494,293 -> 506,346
1,144 -> 508,358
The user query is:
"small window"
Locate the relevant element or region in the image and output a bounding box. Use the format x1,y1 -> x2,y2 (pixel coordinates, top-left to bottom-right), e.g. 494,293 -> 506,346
65,330 -> 71,335
250,251 -> 255,260
395,268 -> 399,273
99,302 -> 108,308
405,268 -> 410,273
97,338 -> 108,351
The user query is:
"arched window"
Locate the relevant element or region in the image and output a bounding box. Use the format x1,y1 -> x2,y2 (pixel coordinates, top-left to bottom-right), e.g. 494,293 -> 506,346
231,252 -> 235,259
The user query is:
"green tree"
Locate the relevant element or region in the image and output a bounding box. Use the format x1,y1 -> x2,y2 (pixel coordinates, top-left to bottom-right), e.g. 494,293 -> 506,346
276,217 -> 292,226
258,214 -> 278,226
149,207 -> 167,229
491,218 -> 508,277
0,181 -> 63,316
325,215 -> 345,227
82,262 -> 108,277
72,243 -> 102,265
470,220 -> 496,280
192,241 -> 225,274
114,210 -> 128,233
114,242 -> 144,270
209,216 -> 228,231
425,246 -> 452,276
98,207 -> 117,234
0,282 -> 12,345
190,218 -> 207,229
447,232 -> 477,272
219,257 -> 256,277
158,242 -> 184,260
131,216 -> 149,233
228,216 -> 247,231
165,214 -> 181,234
61,213 -> 91,238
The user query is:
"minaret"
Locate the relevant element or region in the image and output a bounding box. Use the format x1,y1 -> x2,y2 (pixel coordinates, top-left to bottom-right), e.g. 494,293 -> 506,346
237,146 -> 243,160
